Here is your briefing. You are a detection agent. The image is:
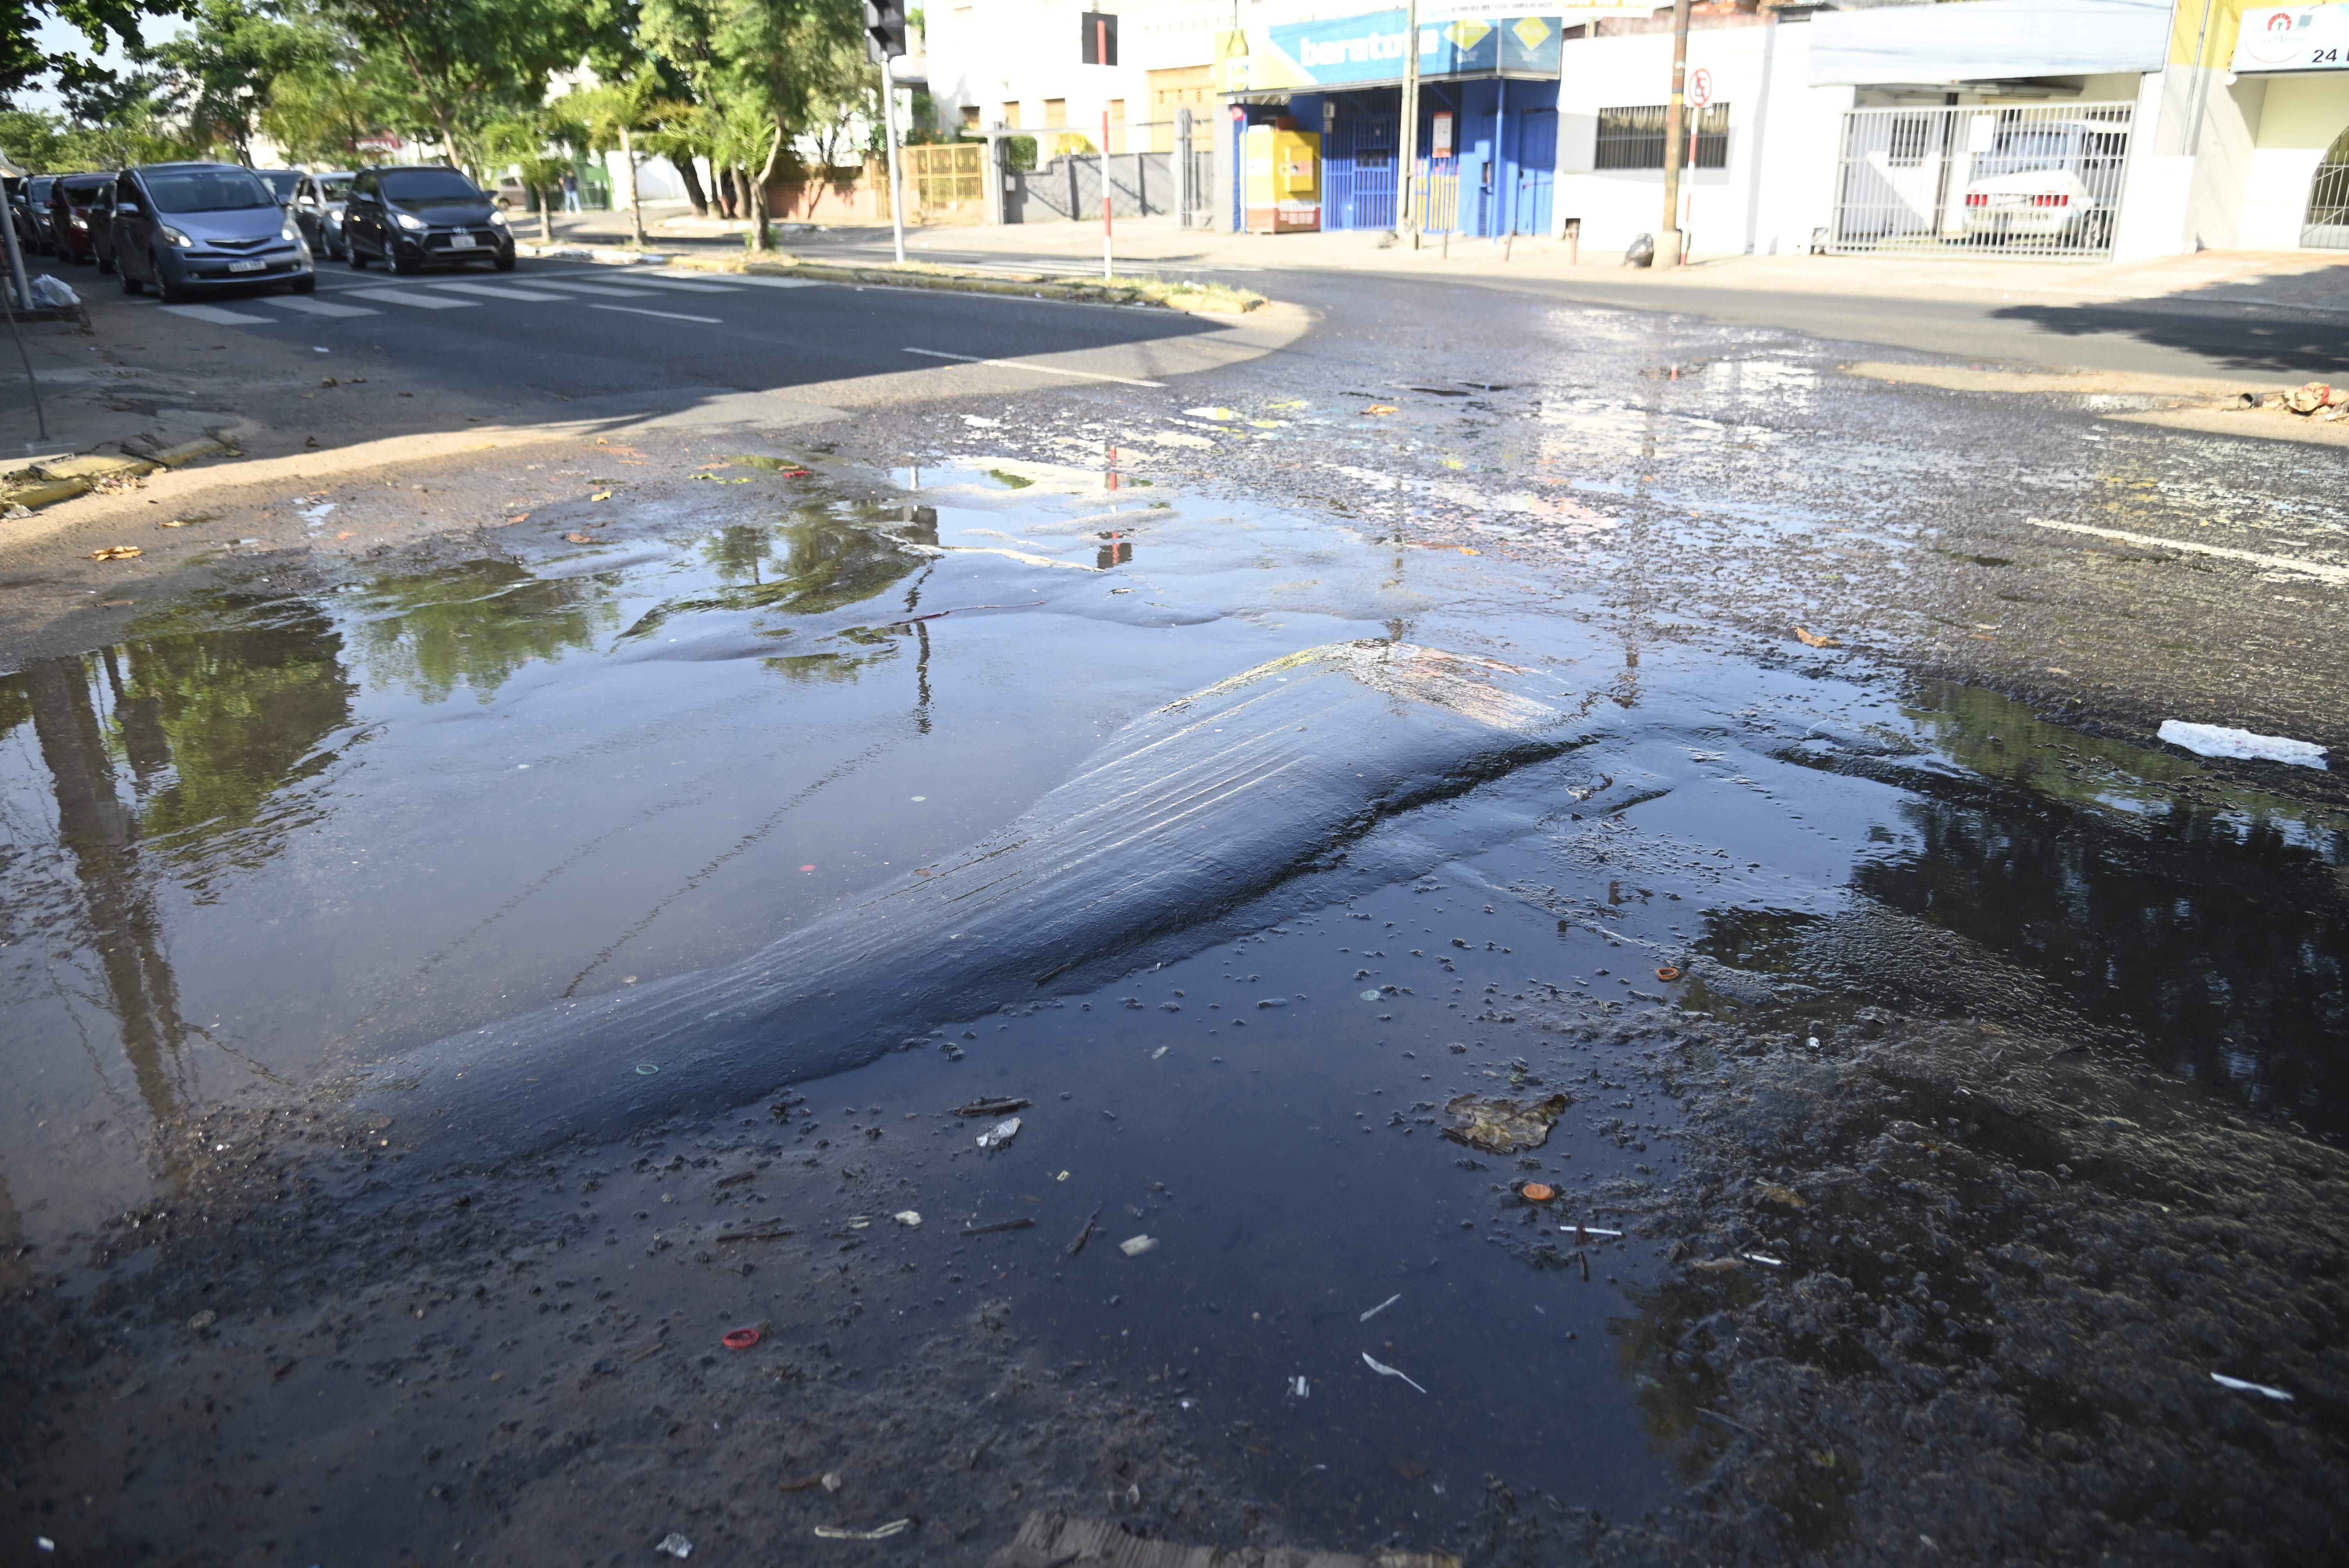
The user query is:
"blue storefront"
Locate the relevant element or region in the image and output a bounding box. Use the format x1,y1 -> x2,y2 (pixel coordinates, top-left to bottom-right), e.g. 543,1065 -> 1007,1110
1223,12 -> 1563,238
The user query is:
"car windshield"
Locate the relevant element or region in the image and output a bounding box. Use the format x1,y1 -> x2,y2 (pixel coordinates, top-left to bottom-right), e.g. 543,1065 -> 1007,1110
380,169 -> 483,203
29,178 -> 52,198
1984,128 -> 2085,175
319,176 -> 354,200
257,170 -> 303,200
61,183 -> 109,208
143,168 -> 276,213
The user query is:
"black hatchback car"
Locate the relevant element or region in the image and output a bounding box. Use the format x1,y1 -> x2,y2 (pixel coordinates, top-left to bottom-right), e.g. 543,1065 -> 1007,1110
342,165 -> 514,274
110,162 -> 314,301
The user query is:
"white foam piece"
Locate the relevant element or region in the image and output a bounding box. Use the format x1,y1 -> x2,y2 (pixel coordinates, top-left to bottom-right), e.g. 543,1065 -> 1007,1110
2158,720 -> 2329,769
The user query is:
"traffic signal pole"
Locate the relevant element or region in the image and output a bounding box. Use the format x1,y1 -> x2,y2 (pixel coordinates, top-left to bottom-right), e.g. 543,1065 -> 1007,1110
882,67 -> 907,265
1101,108 -> 1114,280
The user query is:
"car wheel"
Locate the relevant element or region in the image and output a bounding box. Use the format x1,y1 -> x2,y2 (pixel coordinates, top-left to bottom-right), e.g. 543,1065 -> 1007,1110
291,272 -> 317,295
493,252 -> 516,272
390,248 -> 420,276
348,242 -> 369,269
155,268 -> 184,305
121,267 -> 143,295
96,251 -> 114,275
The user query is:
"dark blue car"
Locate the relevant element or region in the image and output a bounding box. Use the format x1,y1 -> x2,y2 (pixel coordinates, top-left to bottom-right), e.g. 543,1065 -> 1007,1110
109,161 -> 315,302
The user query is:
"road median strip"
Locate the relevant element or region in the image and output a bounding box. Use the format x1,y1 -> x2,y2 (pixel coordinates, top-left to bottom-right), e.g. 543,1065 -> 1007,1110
666,254 -> 1269,316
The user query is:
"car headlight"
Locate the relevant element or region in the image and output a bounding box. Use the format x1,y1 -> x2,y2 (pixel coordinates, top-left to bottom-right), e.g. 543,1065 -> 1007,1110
159,224 -> 193,248
394,210 -> 426,232
281,213 -> 303,242
487,209 -> 507,227
69,214 -> 87,230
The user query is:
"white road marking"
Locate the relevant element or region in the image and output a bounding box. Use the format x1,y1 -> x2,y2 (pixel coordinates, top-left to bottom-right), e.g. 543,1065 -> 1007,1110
597,275 -> 736,294
343,289 -> 479,309
588,302 -> 723,325
902,346 -> 1166,388
498,278 -> 656,298
431,281 -> 573,302
159,303 -> 276,324
2028,517 -> 2349,587
264,296 -> 379,317
679,273 -> 821,289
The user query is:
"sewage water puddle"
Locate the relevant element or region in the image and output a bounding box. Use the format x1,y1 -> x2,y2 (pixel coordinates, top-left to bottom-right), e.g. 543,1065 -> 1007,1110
2,458 -> 2342,1555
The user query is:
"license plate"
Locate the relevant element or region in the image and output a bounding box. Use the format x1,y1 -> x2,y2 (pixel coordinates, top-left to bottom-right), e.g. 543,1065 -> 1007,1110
447,233 -> 476,250
227,258 -> 266,273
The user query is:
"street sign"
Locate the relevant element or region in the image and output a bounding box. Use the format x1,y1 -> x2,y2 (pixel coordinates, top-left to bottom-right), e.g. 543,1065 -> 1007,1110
1688,67 -> 1713,107
1081,10 -> 1119,65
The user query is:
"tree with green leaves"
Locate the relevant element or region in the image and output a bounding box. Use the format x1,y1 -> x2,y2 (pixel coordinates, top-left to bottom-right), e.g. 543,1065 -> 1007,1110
135,0 -> 311,164
0,0 -> 189,101
320,0 -> 588,173
556,71 -> 673,245
481,107 -> 576,241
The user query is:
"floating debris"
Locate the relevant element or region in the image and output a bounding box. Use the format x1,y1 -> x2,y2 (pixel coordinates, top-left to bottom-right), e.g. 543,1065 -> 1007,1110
1442,1092 -> 1570,1153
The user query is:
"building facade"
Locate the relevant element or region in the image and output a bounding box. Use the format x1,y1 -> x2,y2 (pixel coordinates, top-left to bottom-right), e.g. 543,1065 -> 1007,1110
923,0 -> 2349,259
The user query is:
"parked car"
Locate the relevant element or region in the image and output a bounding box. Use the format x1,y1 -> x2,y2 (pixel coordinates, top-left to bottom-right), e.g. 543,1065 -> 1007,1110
46,173 -> 115,263
291,169 -> 356,259
254,168 -> 303,206
110,162 -> 315,302
24,175 -> 56,253
1959,119 -> 2123,249
342,164 -> 514,274
87,181 -> 121,273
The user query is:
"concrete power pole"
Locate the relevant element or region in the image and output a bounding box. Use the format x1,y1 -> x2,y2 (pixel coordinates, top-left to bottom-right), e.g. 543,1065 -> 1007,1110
1657,0 -> 1691,267
1398,0 -> 1421,248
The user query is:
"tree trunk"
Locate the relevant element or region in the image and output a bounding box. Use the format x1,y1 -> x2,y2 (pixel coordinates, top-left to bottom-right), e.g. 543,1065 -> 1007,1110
619,127 -> 645,246
747,123 -> 784,253
676,156 -> 710,217
715,167 -> 736,219
536,184 -> 552,243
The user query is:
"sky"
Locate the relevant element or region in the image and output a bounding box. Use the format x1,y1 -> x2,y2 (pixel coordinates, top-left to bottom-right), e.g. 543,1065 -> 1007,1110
12,9 -> 187,114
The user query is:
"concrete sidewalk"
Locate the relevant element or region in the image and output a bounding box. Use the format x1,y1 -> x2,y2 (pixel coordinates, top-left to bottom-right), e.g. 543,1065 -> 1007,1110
538,201 -> 2349,314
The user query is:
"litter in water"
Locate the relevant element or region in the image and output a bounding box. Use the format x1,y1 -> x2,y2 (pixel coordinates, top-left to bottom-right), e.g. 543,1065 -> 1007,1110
2211,1372 -> 2294,1402
962,1217 -> 1035,1236
1359,1293 -> 1401,1323
89,545 -> 142,561
1519,1183 -> 1557,1203
1793,625 -> 1839,649
1362,1352 -> 1428,1393
722,1327 -> 762,1350
1741,1253 -> 1785,1268
1656,966 -> 1681,982
1442,1092 -> 1570,1153
975,1116 -> 1022,1150
892,1210 -> 922,1228
1119,1234 -> 1159,1257
655,1533 -> 692,1558
814,1520 -> 913,1541
2156,720 -> 2328,770
1289,1376 -> 1310,1398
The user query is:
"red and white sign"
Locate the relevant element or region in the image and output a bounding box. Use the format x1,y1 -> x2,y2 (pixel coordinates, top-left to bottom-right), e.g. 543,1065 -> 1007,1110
1688,66 -> 1713,107
354,133 -> 403,151
2231,6 -> 2349,72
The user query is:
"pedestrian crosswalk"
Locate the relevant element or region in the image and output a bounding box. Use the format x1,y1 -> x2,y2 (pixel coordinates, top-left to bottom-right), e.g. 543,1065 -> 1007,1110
147,268 -> 822,329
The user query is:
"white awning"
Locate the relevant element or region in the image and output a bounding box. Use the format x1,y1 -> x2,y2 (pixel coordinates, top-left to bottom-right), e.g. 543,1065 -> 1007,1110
1807,0 -> 2174,87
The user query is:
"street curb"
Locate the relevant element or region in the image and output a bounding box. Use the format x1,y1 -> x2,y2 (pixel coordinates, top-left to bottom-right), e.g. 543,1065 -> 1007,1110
665,256 -> 1268,316
514,243 -> 673,267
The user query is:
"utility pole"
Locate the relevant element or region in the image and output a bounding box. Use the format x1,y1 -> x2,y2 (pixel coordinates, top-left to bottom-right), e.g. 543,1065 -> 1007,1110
881,69 -> 907,265
866,0 -> 911,264
1398,0 -> 1421,248
1657,0 -> 1690,268
1101,108 -> 1114,280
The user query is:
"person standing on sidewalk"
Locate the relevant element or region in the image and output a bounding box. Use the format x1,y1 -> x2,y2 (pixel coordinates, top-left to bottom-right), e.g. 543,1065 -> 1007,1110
561,169 -> 580,213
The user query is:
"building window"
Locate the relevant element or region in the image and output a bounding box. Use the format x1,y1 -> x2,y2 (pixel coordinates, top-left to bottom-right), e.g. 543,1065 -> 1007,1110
1043,97 -> 1068,128
962,105 -> 980,130
1001,101 -> 1021,129
1594,103 -> 1729,171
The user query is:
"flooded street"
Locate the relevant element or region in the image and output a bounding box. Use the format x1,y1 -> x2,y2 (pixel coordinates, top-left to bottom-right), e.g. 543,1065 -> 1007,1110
4,271 -> 2346,1565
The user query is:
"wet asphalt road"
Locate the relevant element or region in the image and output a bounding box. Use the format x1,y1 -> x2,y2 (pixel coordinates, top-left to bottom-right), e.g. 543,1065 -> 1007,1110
2,252 -> 2345,1565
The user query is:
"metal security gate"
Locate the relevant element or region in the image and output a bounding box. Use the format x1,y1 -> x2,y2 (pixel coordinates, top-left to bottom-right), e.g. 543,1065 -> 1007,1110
1513,109 -> 1556,237
1324,112 -> 1398,231
2306,124 -> 2349,249
1829,102 -> 2134,260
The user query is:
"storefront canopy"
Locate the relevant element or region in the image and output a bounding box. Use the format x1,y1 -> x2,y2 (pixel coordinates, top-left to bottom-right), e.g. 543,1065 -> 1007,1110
1220,11 -> 1564,94
1807,0 -> 2172,87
